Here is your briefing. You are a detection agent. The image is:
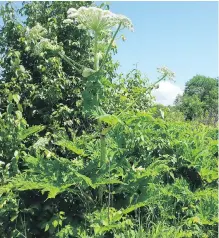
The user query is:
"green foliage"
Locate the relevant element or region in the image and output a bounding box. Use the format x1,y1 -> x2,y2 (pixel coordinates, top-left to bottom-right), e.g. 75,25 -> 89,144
0,2 -> 217,238
149,104 -> 185,122
175,75 -> 218,125
0,110 -> 217,237
55,138 -> 86,156
0,1 -> 95,135
103,68 -> 154,114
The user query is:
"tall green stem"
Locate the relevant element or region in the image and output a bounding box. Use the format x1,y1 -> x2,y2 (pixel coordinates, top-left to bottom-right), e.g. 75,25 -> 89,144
59,52 -> 87,70
100,134 -> 106,164
93,31 -> 107,166
99,23 -> 122,71
97,24 -> 121,166
94,32 -> 99,71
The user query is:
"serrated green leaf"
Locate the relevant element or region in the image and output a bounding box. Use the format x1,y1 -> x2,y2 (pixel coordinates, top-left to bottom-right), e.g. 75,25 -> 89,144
17,103 -> 23,112
33,137 -> 49,149
94,179 -> 125,186
55,139 -> 86,156
75,171 -> 95,188
20,125 -> 45,140
123,201 -> 147,215
23,155 -> 39,166
97,114 -> 121,126
45,187 -> 60,199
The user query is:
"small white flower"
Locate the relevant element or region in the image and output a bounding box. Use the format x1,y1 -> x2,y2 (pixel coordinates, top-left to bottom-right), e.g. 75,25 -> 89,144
157,66 -> 175,81
121,35 -> 126,41
38,38 -> 61,52
27,28 -> 62,55
116,14 -> 134,32
63,19 -> 74,24
132,165 -> 145,172
136,166 -> 145,171
67,8 -> 77,16
111,41 -> 116,48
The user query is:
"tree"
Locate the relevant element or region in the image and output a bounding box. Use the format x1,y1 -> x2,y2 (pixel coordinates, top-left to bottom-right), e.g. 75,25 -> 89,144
175,75 -> 218,125
0,1 -> 101,137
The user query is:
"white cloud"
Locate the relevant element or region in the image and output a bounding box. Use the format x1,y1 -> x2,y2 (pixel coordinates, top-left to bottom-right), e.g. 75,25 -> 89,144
152,81 -> 184,106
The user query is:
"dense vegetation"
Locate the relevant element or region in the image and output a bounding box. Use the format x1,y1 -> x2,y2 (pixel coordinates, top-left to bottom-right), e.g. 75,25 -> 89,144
174,75 -> 218,125
0,2 -> 218,238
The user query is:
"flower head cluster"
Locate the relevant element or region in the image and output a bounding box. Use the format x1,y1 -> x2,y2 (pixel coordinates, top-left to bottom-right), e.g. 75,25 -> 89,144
37,38 -> 62,54
26,24 -> 62,56
26,23 -> 47,41
157,66 -> 175,81
64,6 -> 134,33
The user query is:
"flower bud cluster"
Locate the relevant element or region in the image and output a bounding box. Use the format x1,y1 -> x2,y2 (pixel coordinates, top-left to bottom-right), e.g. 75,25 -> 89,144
26,23 -> 47,42
38,38 -> 62,54
26,24 -> 62,55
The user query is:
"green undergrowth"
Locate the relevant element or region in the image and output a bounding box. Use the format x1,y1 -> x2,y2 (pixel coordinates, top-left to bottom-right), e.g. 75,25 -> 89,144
0,110 -> 217,237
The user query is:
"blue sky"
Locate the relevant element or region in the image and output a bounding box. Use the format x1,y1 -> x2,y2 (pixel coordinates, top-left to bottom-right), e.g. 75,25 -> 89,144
97,1 -> 218,104
101,2 -> 218,85
0,1 -> 218,105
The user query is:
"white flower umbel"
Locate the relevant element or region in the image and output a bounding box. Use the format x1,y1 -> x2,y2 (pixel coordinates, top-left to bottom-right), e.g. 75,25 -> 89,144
26,24 -> 62,56
63,19 -> 74,24
26,23 -> 47,40
66,6 -> 134,33
157,66 -> 175,81
64,6 -> 134,75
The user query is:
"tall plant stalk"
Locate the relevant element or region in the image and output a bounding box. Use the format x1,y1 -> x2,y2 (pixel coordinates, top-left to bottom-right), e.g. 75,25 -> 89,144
96,24 -> 122,166
93,31 -> 107,166
94,32 -> 99,71
61,8 -> 133,221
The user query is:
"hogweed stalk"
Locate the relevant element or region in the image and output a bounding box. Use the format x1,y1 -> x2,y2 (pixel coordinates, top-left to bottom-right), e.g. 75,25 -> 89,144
63,6 -> 134,168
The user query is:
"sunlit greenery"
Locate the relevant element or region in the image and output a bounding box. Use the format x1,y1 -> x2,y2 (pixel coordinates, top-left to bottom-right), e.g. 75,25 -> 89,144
0,2 -> 217,237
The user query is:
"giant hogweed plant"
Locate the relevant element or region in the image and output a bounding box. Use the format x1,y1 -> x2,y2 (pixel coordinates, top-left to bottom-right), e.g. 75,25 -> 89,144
62,6 -> 134,167
59,6 -> 174,166
29,6 -> 174,166
48,5 -> 176,233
